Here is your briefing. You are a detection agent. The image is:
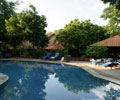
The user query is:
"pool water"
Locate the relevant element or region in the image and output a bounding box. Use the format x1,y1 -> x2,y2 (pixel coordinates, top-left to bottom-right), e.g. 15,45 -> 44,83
0,60 -> 120,100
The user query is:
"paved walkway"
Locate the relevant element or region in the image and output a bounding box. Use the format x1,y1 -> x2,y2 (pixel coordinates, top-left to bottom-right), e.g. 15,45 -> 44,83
0,58 -> 120,85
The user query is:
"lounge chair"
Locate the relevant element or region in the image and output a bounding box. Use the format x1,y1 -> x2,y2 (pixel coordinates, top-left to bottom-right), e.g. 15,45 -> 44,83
114,60 -> 120,64
104,58 -> 113,62
92,60 -> 102,65
50,53 -> 59,60
117,60 -> 120,64
102,62 -> 118,69
60,57 -> 64,66
5,53 -> 11,58
92,58 -> 112,65
41,52 -> 51,59
60,57 -> 64,62
102,62 -> 112,66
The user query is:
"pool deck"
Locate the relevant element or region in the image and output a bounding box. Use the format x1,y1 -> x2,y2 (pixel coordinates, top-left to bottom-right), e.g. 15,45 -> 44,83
0,58 -> 120,85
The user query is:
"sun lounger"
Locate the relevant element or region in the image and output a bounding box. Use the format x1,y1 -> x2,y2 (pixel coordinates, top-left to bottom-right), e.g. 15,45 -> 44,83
117,60 -> 120,64
50,53 -> 59,60
41,52 -> 51,59
5,53 -> 11,58
60,57 -> 64,62
92,58 -> 113,65
114,60 -> 120,64
102,62 -> 112,66
92,60 -> 102,64
104,58 -> 113,62
102,62 -> 118,69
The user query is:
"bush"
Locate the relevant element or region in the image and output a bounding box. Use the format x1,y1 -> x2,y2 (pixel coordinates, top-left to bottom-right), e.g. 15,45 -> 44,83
50,49 -> 64,56
20,49 -> 46,58
80,55 -> 87,58
86,46 -> 108,59
31,49 -> 46,58
20,49 -> 29,57
0,47 -> 3,52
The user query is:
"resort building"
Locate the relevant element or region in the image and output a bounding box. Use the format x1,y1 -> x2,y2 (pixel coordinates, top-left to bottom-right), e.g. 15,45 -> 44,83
45,33 -> 64,50
92,35 -> 120,58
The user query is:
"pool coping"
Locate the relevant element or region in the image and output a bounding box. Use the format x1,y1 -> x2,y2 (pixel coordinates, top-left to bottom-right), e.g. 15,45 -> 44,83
0,58 -> 120,85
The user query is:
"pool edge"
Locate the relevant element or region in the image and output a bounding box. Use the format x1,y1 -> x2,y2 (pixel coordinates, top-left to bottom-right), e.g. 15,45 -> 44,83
0,58 -> 120,85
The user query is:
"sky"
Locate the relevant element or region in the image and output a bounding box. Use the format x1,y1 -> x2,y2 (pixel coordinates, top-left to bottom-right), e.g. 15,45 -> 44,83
16,0 -> 109,32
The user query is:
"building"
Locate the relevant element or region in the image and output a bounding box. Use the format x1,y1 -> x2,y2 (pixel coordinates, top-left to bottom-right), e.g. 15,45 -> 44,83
45,33 -> 64,50
92,35 -> 120,58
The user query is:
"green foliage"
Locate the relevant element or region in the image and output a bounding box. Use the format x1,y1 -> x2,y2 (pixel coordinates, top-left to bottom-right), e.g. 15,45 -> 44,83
5,5 -> 49,49
64,49 -> 71,62
19,49 -> 29,57
101,0 -> 120,9
0,0 -> 17,42
20,49 -> 46,58
5,11 -> 29,49
55,66 -> 108,93
24,5 -> 49,48
55,19 -> 107,56
31,49 -> 46,58
55,29 -> 70,49
0,46 -> 3,52
50,49 -> 64,56
101,6 -> 120,36
104,88 -> 120,100
86,46 -> 108,59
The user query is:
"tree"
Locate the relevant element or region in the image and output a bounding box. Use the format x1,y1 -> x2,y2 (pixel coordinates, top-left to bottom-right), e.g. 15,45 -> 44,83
101,6 -> 120,36
5,11 -> 27,49
86,46 -> 108,59
6,5 -> 49,49
101,0 -> 120,9
25,5 -> 49,48
55,29 -> 71,57
55,19 -> 107,57
0,0 -> 17,42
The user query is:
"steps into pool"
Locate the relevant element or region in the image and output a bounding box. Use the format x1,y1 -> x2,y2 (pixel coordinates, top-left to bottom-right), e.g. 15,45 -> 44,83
0,73 -> 9,85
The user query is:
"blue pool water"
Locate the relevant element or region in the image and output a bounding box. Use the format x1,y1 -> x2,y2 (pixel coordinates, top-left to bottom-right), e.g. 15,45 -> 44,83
0,60 -> 120,100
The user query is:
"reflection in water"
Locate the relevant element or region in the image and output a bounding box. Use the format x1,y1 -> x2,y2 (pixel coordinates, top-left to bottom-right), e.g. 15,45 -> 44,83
0,61 -> 52,100
0,61 -> 120,100
104,87 -> 120,100
55,65 -> 109,93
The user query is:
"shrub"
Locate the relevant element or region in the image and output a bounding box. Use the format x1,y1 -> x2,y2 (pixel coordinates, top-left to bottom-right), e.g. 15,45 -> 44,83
20,49 -> 29,57
86,46 -> 108,59
20,49 -> 46,58
31,49 -> 46,58
50,49 -> 64,56
0,47 -> 3,52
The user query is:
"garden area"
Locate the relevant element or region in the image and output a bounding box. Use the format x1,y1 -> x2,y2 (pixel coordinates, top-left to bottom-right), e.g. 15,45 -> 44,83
1,0 -> 120,100
0,0 -> 120,60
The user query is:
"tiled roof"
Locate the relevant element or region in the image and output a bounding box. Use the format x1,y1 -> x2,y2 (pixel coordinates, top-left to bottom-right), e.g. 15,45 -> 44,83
46,32 -> 54,37
45,33 -> 64,50
16,33 -> 64,50
91,35 -> 120,47
18,40 -> 32,49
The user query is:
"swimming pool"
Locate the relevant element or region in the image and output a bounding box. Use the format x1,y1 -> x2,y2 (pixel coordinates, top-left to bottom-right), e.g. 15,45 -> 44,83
0,60 -> 120,100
